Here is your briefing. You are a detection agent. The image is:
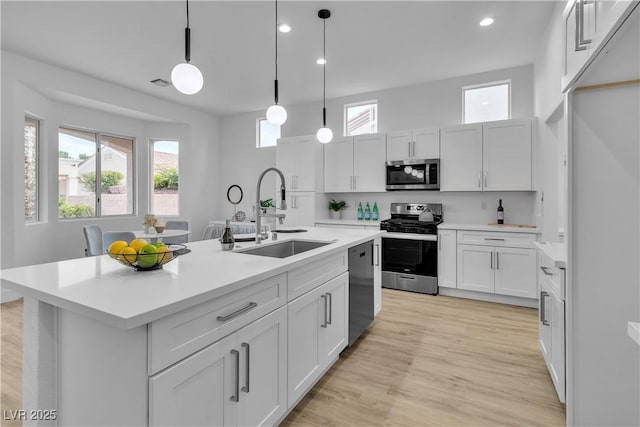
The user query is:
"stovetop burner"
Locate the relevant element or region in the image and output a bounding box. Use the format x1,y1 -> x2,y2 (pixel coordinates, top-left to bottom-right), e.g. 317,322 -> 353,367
380,203 -> 443,235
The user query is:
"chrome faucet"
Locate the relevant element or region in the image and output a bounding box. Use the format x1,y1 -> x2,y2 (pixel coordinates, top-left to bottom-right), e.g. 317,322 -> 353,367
255,167 -> 287,244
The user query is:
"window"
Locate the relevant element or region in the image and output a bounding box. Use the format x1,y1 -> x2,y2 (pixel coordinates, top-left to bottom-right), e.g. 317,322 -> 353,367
463,81 -> 511,124
151,140 -> 179,216
257,118 -> 280,148
58,127 -> 135,219
24,116 -> 39,223
344,101 -> 377,136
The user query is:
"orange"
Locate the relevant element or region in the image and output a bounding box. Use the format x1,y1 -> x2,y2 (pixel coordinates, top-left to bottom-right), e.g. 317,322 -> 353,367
107,241 -> 129,259
129,239 -> 149,253
119,246 -> 137,265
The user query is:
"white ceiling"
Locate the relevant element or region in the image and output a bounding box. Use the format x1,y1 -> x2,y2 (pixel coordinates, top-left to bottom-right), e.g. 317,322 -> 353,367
1,1 -> 556,117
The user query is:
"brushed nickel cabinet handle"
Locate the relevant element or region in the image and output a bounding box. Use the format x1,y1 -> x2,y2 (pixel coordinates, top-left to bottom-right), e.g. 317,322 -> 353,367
484,238 -> 505,241
241,343 -> 250,393
326,292 -> 332,325
484,171 -> 488,187
540,291 -> 550,326
490,252 -> 493,270
217,302 -> 257,322
496,251 -> 500,270
230,349 -> 240,402
540,266 -> 553,276
320,294 -> 327,328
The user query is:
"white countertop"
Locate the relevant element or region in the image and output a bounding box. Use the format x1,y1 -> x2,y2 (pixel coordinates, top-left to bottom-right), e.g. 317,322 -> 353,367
533,242 -> 568,269
628,322 -> 640,346
315,219 -> 382,227
0,227 -> 381,330
438,222 -> 541,234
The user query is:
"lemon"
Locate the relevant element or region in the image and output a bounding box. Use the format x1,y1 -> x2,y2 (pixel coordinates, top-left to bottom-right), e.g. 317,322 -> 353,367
107,241 -> 129,259
119,246 -> 137,265
129,239 -> 149,253
157,246 -> 172,265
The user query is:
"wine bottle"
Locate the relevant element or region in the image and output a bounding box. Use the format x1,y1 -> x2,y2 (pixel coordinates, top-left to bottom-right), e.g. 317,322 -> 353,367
357,202 -> 364,220
220,219 -> 235,251
364,202 -> 371,220
372,202 -> 379,221
497,199 -> 504,225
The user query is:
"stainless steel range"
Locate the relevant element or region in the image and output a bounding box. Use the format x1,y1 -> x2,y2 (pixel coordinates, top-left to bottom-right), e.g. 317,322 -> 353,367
380,203 -> 442,295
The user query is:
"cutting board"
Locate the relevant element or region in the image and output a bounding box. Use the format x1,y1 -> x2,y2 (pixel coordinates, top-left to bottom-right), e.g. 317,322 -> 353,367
487,223 -> 537,228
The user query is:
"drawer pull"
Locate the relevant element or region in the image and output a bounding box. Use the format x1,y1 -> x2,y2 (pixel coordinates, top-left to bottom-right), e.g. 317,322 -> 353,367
230,349 -> 240,402
241,342 -> 250,393
326,292 -> 332,325
540,266 -> 553,276
484,238 -> 505,241
540,291 -> 550,326
321,294 -> 328,328
217,302 -> 258,322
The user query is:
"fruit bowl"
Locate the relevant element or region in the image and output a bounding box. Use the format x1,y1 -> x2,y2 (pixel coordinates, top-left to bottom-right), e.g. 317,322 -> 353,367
110,244 -> 190,271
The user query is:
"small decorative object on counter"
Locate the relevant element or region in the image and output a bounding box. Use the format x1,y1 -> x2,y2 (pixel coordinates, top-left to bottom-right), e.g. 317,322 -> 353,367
154,218 -> 165,234
357,202 -> 364,220
143,214 -> 157,234
372,202 -> 379,221
328,199 -> 347,220
364,202 -> 371,220
220,219 -> 235,251
497,199 -> 504,224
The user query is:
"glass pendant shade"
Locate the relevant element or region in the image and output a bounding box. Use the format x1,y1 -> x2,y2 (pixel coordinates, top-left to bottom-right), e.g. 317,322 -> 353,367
266,104 -> 287,125
171,62 -> 203,95
316,127 -> 333,144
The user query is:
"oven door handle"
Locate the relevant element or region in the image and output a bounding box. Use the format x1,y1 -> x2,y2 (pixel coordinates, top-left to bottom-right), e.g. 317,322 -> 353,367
399,276 -> 416,280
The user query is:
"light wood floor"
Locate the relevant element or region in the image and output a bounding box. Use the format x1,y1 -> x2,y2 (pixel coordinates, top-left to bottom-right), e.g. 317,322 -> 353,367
1,291 -> 565,427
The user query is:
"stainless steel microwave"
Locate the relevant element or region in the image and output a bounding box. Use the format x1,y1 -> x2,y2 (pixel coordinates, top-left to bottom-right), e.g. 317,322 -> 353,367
386,159 -> 440,191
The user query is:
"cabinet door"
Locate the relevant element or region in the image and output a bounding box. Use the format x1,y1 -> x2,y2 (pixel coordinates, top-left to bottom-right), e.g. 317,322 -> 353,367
494,247 -> 537,298
236,307 -> 287,427
295,136 -> 321,192
320,272 -> 349,365
549,290 -> 566,403
457,244 -> 494,292
324,136 -> 354,192
413,127 -> 440,159
437,230 -> 457,288
482,119 -> 532,191
287,285 -> 325,407
282,193 -> 315,227
149,332 -> 237,427
373,237 -> 382,316
276,137 -> 299,190
353,134 -> 387,192
386,130 -> 412,161
440,124 -> 483,191
539,278 -> 552,366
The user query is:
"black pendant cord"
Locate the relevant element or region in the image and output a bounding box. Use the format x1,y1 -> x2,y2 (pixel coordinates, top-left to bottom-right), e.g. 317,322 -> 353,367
185,0 -> 191,63
322,17 -> 326,127
274,0 -> 279,105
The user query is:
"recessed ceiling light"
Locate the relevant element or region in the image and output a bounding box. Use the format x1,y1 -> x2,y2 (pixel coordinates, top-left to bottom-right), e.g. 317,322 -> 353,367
480,17 -> 494,27
278,24 -> 291,33
316,58 -> 326,65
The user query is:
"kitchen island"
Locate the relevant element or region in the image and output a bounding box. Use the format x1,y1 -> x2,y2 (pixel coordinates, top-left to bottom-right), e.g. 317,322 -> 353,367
1,227 -> 381,426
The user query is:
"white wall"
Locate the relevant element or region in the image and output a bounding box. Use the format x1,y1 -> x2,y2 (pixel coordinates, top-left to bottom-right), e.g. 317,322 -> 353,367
219,64 -> 536,224
0,52 -> 221,277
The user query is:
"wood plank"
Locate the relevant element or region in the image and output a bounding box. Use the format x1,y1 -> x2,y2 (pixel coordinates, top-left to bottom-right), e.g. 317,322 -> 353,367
1,298 -> 24,427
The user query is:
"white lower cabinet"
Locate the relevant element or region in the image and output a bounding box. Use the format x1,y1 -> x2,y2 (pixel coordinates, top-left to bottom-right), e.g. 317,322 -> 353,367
437,229 -> 457,288
287,271 -> 348,407
457,244 -> 495,292
493,247 -> 537,298
373,237 -> 382,315
150,306 -> 287,427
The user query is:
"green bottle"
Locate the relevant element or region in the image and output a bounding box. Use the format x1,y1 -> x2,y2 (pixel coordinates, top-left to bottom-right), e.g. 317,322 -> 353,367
364,202 -> 371,220
357,202 -> 364,220
372,202 -> 379,221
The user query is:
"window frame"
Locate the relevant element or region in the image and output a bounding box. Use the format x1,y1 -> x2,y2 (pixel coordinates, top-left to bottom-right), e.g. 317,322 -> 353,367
343,100 -> 378,137
462,80 -> 511,124
150,139 -> 180,217
24,114 -> 41,224
57,125 -> 136,220
256,117 -> 280,149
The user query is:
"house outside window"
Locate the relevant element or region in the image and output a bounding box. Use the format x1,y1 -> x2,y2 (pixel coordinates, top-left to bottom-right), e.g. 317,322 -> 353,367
257,118 -> 280,148
24,115 -> 40,223
151,140 -> 179,216
463,81 -> 511,124
58,127 -> 135,218
344,101 -> 377,136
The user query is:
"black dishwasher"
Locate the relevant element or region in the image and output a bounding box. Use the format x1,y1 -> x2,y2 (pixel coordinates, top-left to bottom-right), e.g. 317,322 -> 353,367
348,240 -> 374,346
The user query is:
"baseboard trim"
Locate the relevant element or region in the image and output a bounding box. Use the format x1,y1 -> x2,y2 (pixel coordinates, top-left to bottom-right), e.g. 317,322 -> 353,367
439,287 -> 538,308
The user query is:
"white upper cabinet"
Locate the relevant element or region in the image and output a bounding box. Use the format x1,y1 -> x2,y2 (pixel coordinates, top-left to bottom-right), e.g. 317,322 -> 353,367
441,119 -> 533,192
281,192 -> 316,228
440,123 -> 483,191
482,119 -> 532,191
276,135 -> 323,192
386,128 -> 440,161
324,134 -> 386,193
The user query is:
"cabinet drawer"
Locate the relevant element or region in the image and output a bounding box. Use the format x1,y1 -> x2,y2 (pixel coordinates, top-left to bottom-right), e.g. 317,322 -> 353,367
538,252 -> 565,300
149,273 -> 286,374
288,251 -> 348,301
457,230 -> 536,248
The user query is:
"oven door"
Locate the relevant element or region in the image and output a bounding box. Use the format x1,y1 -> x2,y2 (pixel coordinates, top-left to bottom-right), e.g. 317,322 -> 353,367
381,234 -> 437,277
386,160 -> 439,190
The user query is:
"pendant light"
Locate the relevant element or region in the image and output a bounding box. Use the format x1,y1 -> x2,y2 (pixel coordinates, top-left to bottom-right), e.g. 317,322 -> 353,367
316,9 -> 333,144
266,0 -> 287,125
171,0 -> 203,95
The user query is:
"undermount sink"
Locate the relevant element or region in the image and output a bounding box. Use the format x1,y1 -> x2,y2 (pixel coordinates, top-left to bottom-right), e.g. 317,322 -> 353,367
235,239 -> 331,258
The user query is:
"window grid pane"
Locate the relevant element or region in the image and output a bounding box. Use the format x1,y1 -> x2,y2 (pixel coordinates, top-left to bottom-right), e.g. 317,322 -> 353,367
345,103 -> 377,136
100,135 -> 134,216
464,83 -> 510,124
24,116 -> 39,223
58,127 -> 97,219
151,140 -> 179,216
258,119 -> 280,148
